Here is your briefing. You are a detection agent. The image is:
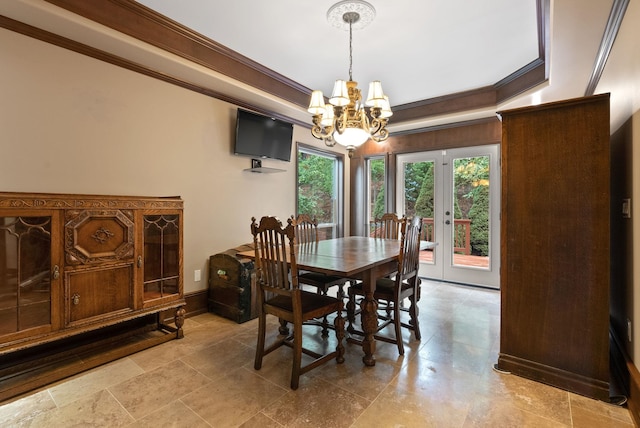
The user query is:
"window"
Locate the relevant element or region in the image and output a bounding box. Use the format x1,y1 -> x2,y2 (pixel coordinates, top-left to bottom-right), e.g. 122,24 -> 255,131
296,144 -> 344,238
366,157 -> 385,235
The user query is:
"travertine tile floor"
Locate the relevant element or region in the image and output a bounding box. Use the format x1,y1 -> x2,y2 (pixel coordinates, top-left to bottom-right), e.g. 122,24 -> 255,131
0,280 -> 633,427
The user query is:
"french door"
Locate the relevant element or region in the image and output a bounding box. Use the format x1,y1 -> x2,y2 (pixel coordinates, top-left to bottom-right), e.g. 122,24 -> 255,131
396,145 -> 500,288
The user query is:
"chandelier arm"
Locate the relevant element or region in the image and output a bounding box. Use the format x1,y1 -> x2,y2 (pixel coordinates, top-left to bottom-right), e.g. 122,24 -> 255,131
371,127 -> 389,143
369,116 -> 384,133
333,106 -> 347,135
311,115 -> 336,143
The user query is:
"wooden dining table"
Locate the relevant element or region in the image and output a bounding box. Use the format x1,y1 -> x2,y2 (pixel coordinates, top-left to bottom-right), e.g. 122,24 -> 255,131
240,236 -> 403,367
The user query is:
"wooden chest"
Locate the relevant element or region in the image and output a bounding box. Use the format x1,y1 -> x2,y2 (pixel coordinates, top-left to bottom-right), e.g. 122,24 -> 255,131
208,247 -> 257,323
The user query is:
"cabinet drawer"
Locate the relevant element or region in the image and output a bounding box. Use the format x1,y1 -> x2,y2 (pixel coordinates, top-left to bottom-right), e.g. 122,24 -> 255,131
67,265 -> 133,324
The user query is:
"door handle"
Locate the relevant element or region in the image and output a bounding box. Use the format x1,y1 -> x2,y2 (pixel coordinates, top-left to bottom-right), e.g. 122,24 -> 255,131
445,220 -> 451,225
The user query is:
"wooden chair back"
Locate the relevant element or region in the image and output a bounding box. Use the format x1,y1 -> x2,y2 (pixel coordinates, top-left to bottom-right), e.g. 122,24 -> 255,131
371,213 -> 405,239
294,214 -> 318,244
397,216 -> 423,282
250,216 -> 298,297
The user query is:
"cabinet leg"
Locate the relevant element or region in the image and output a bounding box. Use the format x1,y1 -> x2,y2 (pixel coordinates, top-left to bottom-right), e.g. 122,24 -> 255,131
174,306 -> 186,339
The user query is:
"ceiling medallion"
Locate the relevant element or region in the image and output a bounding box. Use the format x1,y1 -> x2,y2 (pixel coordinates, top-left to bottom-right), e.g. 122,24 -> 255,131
326,0 -> 376,31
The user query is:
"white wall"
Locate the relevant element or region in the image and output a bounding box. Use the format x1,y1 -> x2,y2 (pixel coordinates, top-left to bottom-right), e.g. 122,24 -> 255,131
0,28 -> 347,293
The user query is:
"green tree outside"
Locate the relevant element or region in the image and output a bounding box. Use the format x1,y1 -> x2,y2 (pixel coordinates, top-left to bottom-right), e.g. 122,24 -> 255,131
297,151 -> 334,224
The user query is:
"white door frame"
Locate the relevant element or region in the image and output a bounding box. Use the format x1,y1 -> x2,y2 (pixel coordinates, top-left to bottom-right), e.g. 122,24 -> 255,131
396,145 -> 500,289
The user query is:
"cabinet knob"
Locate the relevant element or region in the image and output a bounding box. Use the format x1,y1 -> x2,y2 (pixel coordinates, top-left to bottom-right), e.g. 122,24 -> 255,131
52,265 -> 60,280
71,294 -> 80,305
137,255 -> 143,268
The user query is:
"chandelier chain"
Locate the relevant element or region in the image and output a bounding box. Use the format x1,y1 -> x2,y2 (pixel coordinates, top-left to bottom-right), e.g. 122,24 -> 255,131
348,18 -> 353,81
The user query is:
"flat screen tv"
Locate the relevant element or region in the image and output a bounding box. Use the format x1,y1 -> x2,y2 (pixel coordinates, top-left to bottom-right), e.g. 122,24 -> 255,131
234,108 -> 294,162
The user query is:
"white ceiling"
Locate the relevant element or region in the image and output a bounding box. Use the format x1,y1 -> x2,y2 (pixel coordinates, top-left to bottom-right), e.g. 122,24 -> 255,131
135,0 -> 540,106
1,0 -> 639,133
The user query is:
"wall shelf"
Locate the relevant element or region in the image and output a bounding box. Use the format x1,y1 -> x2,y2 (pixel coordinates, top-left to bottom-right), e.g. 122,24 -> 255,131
243,167 -> 285,173
244,159 -> 284,173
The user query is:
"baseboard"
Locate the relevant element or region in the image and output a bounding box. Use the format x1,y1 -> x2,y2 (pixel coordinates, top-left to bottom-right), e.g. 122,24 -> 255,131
627,360 -> 640,426
496,353 -> 610,402
610,327 -> 639,425
184,289 -> 209,317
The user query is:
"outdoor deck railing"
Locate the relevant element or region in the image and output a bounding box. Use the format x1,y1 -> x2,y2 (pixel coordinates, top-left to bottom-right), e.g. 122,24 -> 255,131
421,218 -> 471,255
369,217 -> 472,255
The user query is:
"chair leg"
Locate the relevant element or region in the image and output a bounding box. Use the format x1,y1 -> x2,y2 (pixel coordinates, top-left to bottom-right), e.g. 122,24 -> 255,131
279,318 -> 289,335
409,294 -> 421,340
254,312 -> 266,370
334,308 -> 345,364
321,316 -> 330,337
337,283 -> 346,300
346,291 -> 357,334
319,286 -> 330,337
291,319 -> 303,390
393,301 -> 405,356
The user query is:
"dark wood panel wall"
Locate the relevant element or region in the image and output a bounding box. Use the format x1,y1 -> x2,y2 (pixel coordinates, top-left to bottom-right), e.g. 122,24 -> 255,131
348,117 -> 502,236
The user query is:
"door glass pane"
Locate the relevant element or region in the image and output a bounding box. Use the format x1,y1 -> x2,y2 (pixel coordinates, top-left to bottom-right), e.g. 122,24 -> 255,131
0,216 -> 51,334
402,160 -> 435,265
297,148 -> 342,239
452,156 -> 490,268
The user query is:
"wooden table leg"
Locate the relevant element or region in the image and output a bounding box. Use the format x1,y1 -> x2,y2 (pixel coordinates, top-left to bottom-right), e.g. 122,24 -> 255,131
360,268 -> 378,366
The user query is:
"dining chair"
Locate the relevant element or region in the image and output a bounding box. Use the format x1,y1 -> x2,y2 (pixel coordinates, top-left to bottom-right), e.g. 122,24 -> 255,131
251,216 -> 345,390
295,214 -> 351,336
369,212 -> 404,239
346,215 -> 423,355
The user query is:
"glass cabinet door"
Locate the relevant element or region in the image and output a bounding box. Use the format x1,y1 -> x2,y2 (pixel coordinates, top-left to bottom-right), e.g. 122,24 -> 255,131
0,216 -> 53,335
143,214 -> 180,301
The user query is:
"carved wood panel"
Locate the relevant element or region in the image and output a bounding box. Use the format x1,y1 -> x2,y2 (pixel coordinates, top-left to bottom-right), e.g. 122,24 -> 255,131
64,209 -> 135,265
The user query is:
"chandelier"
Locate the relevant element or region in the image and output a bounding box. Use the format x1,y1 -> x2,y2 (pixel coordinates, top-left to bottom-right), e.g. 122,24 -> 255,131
307,1 -> 392,157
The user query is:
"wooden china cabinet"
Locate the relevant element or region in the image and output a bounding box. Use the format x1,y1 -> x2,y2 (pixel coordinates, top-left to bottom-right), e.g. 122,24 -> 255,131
0,192 -> 185,401
496,94 -> 610,401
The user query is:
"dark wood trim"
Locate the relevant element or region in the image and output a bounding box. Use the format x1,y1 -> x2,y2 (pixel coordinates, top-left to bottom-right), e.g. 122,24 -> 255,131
391,86 -> 498,124
34,0 -> 548,127
44,0 -> 311,106
0,15 -> 309,128
497,353 -> 610,400
5,0 -> 611,130
495,59 -> 547,102
585,0 -> 630,96
356,117 -> 501,158
628,359 -> 640,426
184,289 -> 209,318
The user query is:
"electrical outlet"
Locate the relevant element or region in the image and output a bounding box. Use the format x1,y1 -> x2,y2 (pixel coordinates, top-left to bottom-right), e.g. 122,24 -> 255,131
628,318 -> 632,342
622,198 -> 631,218
194,269 -> 201,282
